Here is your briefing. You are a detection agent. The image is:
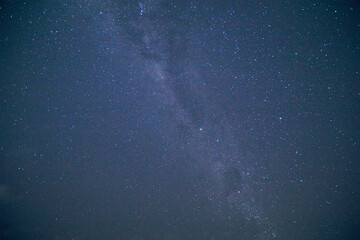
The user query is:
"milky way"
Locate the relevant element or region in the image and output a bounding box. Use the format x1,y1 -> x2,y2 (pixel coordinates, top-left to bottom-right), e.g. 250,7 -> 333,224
117,1 -> 276,237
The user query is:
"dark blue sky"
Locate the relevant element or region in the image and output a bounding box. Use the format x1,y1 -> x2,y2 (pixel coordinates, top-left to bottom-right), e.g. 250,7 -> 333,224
1,0 -> 359,239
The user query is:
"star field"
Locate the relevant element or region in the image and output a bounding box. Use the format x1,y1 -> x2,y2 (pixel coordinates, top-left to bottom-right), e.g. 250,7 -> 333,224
0,0 -> 359,239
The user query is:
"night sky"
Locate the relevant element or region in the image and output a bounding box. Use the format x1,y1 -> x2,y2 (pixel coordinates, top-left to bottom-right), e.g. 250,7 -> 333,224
1,1 -> 360,239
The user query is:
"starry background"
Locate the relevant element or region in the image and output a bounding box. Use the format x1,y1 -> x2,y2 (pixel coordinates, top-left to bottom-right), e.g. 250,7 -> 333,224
0,0 -> 359,239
